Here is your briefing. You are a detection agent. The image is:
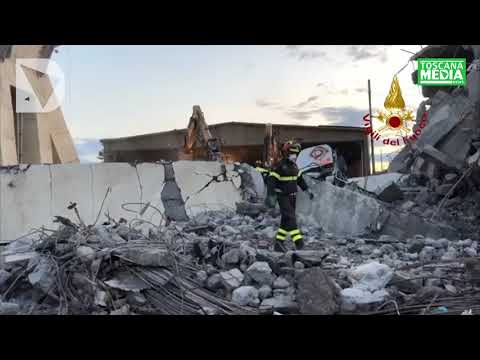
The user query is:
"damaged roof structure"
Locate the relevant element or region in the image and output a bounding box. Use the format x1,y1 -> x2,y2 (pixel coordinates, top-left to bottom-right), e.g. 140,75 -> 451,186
101,122 -> 371,178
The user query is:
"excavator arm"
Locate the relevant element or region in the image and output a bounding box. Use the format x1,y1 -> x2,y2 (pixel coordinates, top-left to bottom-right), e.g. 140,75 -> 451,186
183,105 -> 223,161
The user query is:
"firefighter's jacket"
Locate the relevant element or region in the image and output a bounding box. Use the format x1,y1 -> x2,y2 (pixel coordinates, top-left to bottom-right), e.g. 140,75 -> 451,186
268,158 -> 308,195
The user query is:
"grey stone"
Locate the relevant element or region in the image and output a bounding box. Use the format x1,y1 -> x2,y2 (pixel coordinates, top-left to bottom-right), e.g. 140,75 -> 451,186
126,293 -> 147,306
376,182 -> 404,203
273,277 -> 290,289
246,262 -> 274,286
444,173 -> 459,183
260,295 -> 298,313
441,247 -> 457,261
206,273 -> 223,291
294,261 -> 305,270
258,285 -> 272,300
221,248 -> 241,265
380,244 -> 395,255
401,201 -> 416,212
76,246 -> 96,261
355,239 -> 366,245
232,286 -> 260,306
419,246 -> 436,262
465,247 -> 477,257
425,278 -> 442,287
408,238 -> 425,253
296,267 -> 340,315
196,270 -> 208,283
105,271 -> 151,292
220,268 -> 245,291
291,250 -> 329,267
435,184 -> 452,196
444,284 -> 457,294
0,302 -> 20,315
28,256 -> 56,295
0,269 -> 11,289
415,286 -> 446,302
94,291 -> 108,307
114,247 -> 172,267
421,145 -> 460,171
389,272 -> 422,294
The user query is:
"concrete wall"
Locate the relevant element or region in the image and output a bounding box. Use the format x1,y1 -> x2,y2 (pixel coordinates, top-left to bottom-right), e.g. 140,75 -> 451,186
0,161 -> 241,242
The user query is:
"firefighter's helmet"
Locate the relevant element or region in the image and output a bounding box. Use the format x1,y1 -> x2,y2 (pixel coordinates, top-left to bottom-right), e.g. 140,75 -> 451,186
282,140 -> 301,156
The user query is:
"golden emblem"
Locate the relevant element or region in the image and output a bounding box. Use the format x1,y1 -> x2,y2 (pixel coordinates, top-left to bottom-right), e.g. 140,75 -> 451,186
374,76 -> 415,135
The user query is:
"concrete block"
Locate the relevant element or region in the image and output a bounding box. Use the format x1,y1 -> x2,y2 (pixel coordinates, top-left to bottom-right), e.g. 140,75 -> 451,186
50,164 -> 95,225
91,163 -> 142,224
0,165 -> 52,241
297,179 -> 389,236
381,209 -> 458,240
436,127 -> 474,165
174,161 -> 241,217
135,163 -> 165,226
348,173 -> 403,193
421,145 -> 460,171
416,94 -> 474,149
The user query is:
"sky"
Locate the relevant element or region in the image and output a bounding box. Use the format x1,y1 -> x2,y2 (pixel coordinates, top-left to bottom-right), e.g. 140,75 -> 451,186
51,45 -> 426,166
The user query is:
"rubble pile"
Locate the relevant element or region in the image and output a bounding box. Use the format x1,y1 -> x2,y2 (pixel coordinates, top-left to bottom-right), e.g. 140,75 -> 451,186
387,45 -> 480,240
2,202 -> 479,315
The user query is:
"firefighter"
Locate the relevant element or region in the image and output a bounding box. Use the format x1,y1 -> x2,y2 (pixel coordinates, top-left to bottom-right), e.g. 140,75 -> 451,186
268,140 -> 314,252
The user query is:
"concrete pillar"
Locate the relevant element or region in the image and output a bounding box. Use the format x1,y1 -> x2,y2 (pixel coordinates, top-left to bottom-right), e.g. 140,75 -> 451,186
0,45 -> 79,165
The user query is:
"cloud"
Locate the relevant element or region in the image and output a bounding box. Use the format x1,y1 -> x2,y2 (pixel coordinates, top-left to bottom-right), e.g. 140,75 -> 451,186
256,99 -> 278,108
285,106 -> 366,126
74,138 -> 102,163
317,82 -> 327,87
347,46 -> 389,63
295,95 -> 319,108
285,45 -> 327,61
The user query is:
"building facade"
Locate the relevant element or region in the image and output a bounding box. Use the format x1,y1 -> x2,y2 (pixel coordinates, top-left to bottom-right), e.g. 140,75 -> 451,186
101,122 -> 371,177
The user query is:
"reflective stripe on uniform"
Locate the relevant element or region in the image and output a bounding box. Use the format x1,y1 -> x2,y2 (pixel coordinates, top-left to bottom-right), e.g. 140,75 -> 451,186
269,172 -> 298,181
277,228 -> 288,235
256,167 -> 269,173
292,234 -> 303,242
289,229 -> 301,236
276,234 -> 286,241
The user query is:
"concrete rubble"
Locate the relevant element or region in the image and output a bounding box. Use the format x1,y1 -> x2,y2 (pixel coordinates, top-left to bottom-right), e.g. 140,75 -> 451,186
0,201 -> 479,315
1,46 -> 480,315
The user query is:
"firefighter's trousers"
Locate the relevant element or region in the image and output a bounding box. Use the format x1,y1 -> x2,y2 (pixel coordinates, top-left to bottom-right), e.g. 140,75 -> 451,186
275,193 -> 303,243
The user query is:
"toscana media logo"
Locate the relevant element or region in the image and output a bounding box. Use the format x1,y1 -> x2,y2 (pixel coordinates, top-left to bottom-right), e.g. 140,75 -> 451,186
363,76 -> 426,146
417,58 -> 466,86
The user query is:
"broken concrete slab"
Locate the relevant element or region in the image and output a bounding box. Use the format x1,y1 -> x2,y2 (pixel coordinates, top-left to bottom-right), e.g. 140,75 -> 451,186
375,182 -> 404,203
105,271 -> 151,292
348,173 -> 404,193
0,302 -> 20,315
421,145 -> 460,171
114,247 -> 173,267
296,267 -> 340,315
416,93 -> 475,150
382,208 -> 458,240
297,179 -> 390,237
260,295 -> 298,313
436,127 -> 474,165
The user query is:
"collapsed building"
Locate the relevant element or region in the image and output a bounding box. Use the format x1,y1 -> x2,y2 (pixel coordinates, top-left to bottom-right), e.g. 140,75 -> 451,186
1,45 -> 480,315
